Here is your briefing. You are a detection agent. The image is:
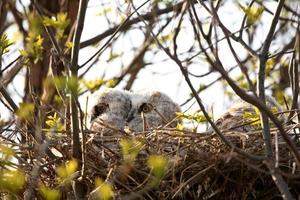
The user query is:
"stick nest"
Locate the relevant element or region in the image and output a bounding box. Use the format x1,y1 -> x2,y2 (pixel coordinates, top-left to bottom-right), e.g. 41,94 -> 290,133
36,124 -> 300,200
2,122 -> 299,199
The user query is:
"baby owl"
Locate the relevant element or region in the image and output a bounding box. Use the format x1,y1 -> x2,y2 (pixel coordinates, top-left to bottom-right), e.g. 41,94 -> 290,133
126,90 -> 181,132
214,95 -> 282,132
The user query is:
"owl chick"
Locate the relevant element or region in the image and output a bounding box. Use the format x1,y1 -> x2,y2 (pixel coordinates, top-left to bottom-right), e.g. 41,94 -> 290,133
89,88 -> 132,132
126,91 -> 181,132
214,95 -> 282,132
88,88 -> 133,158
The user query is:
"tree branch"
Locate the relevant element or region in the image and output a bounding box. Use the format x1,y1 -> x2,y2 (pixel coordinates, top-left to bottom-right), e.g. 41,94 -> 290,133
79,0 -> 194,48
70,0 -> 88,198
257,0 -> 286,158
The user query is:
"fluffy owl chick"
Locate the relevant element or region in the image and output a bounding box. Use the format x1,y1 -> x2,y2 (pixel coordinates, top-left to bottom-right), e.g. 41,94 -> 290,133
127,91 -> 181,132
214,95 -> 282,132
89,88 -> 132,133
88,88 -> 133,159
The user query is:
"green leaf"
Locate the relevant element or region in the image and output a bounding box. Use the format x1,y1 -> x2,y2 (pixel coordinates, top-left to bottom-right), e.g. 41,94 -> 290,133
266,58 -> 275,76
242,106 -> 262,126
105,79 -> 117,88
39,184 -> 61,200
96,7 -> 112,16
16,103 -> 35,121
0,169 -> 25,193
45,112 -> 64,132
147,155 -> 168,179
0,33 -> 14,55
67,76 -> 80,96
56,159 -> 78,183
120,138 -> 144,163
65,41 -> 73,49
176,123 -> 184,131
238,3 -> 264,25
0,145 -> 15,161
28,12 -> 44,35
20,33 -> 44,63
175,111 -> 207,123
43,12 -> 70,39
53,76 -> 82,95
94,178 -> 114,200
82,79 -> 104,93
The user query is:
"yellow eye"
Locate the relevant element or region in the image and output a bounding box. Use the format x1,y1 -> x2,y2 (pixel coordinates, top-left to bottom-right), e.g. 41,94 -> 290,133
139,103 -> 153,113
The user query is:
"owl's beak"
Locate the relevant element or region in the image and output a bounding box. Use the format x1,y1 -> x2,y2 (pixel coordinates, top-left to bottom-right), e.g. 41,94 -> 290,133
126,110 -> 135,123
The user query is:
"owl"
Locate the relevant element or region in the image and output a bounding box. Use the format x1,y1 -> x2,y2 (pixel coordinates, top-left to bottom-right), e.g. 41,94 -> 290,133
126,91 -> 181,132
214,95 -> 282,132
89,88 -> 132,132
87,88 -> 133,158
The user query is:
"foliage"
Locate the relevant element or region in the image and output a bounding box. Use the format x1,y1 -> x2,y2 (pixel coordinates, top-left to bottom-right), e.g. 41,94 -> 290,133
176,111 -> 207,131
0,169 -> 25,193
20,33 -> 44,63
238,3 -> 264,26
16,102 -> 35,121
43,13 -> 70,40
82,78 -> 117,93
243,106 -> 279,126
120,138 -> 144,163
0,33 -> 13,55
56,159 -> 78,184
39,184 -> 61,200
147,155 -> 168,186
45,112 -> 65,134
94,178 -> 114,200
53,76 -> 81,96
0,145 -> 15,161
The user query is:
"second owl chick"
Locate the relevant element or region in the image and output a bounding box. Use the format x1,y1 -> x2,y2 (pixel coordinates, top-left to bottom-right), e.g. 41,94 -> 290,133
126,91 -> 181,132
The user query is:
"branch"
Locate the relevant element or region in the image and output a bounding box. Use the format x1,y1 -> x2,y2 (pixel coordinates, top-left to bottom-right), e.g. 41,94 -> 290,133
257,0 -> 286,158
287,25 -> 300,122
70,0 -> 88,198
0,82 -> 18,112
79,0 -> 151,68
264,160 -> 295,200
79,0 -> 193,48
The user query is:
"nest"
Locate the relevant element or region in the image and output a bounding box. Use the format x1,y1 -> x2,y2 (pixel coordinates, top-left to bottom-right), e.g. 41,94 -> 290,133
3,123 -> 300,199
39,123 -> 299,199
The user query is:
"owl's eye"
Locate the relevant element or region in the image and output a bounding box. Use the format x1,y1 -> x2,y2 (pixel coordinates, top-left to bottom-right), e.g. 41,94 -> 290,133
91,103 -> 109,121
138,103 -> 153,113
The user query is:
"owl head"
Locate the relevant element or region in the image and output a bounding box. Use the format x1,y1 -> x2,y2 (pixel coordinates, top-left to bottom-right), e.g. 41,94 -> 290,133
214,94 -> 283,132
126,91 -> 181,132
89,88 -> 132,132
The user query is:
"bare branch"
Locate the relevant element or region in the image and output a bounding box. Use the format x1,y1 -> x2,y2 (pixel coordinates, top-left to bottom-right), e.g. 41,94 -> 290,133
257,0 -> 286,158
264,160 -> 295,200
70,0 -> 88,198
80,0 -> 194,48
